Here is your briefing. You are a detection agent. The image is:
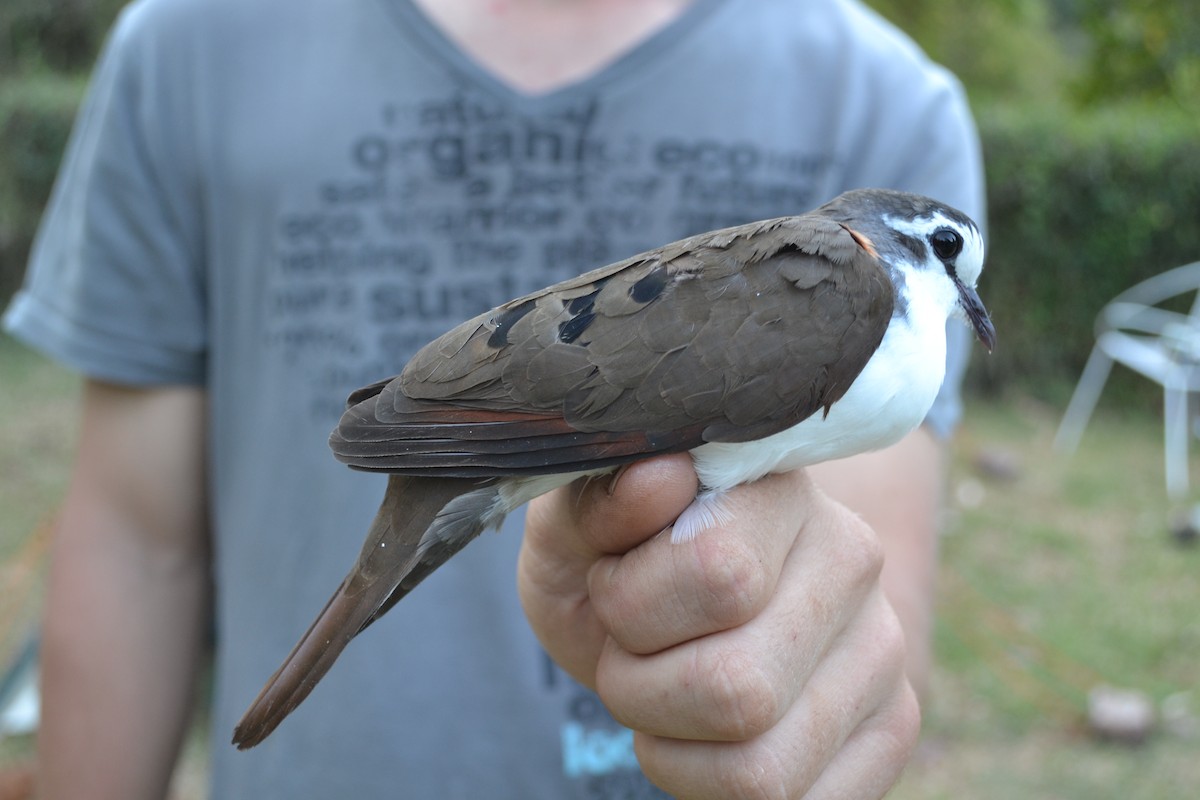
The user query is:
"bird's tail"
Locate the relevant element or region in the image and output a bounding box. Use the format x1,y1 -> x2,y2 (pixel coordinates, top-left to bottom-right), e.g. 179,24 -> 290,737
231,474 -> 485,749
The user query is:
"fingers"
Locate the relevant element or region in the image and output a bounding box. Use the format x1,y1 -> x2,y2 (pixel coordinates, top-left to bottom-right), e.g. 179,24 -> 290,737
518,454 -> 698,686
593,477 -> 883,743
803,676 -> 920,800
629,586 -> 916,800
586,468 -> 813,655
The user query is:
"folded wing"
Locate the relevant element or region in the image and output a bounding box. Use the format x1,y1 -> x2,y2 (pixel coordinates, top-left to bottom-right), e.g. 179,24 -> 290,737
330,215 -> 894,475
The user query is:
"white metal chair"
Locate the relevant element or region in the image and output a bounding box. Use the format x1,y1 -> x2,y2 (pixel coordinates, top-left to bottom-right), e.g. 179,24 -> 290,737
1054,261 -> 1200,500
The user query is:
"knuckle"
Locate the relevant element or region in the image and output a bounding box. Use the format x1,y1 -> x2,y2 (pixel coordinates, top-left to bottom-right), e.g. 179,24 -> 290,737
836,516 -> 885,584
855,604 -> 921,757
865,680 -> 922,776
717,747 -> 792,800
695,647 -> 782,740
862,586 -> 909,671
690,534 -> 771,628
889,683 -> 922,753
874,605 -> 908,665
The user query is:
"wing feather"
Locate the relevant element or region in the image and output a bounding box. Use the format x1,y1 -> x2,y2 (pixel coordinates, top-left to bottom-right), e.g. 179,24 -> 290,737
330,214 -> 893,474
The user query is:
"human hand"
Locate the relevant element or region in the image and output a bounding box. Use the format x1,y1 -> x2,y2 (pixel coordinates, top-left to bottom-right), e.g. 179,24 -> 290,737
518,453 -> 920,799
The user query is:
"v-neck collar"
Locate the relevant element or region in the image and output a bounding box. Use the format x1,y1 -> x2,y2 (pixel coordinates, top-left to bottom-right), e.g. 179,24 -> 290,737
380,0 -> 729,110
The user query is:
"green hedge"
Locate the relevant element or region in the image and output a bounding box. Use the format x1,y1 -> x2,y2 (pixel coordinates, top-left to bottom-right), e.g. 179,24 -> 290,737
974,104 -> 1200,397
1,0 -> 127,74
0,75 -> 85,302
2,81 -> 1198,400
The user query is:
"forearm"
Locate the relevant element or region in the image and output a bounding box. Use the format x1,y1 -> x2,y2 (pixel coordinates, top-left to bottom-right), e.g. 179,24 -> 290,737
39,504 -> 210,799
38,382 -> 211,800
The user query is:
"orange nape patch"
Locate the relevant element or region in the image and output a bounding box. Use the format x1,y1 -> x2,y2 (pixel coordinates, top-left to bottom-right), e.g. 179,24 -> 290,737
841,224 -> 879,259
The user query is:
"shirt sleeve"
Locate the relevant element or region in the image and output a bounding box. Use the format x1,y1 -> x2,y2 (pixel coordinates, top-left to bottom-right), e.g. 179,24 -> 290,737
3,1 -> 208,386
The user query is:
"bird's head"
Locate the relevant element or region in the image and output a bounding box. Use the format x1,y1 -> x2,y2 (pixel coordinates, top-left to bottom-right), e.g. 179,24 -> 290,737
821,189 -> 996,352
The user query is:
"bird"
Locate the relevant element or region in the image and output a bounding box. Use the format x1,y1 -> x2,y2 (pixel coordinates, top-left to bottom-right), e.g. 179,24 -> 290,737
232,187 -> 995,749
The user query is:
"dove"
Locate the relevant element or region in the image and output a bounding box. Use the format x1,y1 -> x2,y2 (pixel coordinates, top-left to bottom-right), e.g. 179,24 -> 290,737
232,187 -> 994,748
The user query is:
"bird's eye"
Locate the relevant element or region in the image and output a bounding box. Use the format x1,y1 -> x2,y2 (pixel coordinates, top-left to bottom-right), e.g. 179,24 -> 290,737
930,228 -> 963,262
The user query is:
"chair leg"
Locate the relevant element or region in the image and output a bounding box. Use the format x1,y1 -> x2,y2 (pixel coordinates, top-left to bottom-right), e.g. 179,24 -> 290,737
1054,348 -> 1114,454
1163,379 -> 1189,500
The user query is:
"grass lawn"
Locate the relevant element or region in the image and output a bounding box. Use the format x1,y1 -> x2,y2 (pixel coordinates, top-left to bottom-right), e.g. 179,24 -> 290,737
894,393 -> 1200,799
1,333 -> 1196,798
0,333 -> 78,674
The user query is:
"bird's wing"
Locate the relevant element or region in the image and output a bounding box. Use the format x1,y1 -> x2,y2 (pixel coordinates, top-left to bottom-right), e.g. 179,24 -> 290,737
330,215 -> 894,476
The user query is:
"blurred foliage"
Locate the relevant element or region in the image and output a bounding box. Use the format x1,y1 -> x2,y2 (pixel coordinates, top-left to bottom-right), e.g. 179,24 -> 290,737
1073,0 -> 1200,108
972,103 -> 1200,398
867,0 -> 1200,109
1,0 -> 1198,401
0,0 -> 124,301
0,76 -> 87,302
0,0 -> 127,75
866,0 -> 1078,104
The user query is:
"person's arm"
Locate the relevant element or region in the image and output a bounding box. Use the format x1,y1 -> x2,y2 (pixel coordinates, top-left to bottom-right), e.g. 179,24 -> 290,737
519,443 -> 924,799
37,380 -> 210,800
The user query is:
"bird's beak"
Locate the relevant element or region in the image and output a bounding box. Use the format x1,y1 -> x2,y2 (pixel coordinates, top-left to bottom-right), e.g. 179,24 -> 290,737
957,281 -> 996,352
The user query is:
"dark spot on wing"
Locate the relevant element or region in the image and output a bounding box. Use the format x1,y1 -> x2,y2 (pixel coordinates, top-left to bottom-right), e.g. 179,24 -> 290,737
558,311 -> 595,344
568,291 -> 598,316
487,298 -> 536,348
555,276 -> 613,345
630,267 -> 669,304
566,276 -> 612,316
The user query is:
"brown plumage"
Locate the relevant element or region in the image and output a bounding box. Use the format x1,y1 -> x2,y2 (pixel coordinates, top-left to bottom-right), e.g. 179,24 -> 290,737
330,214 -> 890,474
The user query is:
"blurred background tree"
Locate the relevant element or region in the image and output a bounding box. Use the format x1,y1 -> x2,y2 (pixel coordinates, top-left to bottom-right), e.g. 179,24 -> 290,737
1073,0 -> 1200,108
867,0 -> 1200,109
1,0 -> 127,73
1,0 -> 1198,400
0,0 -> 128,304
867,0 -> 1078,104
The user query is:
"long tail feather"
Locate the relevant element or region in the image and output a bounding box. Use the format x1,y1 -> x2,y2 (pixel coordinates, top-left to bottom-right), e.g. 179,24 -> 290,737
231,474 -> 483,749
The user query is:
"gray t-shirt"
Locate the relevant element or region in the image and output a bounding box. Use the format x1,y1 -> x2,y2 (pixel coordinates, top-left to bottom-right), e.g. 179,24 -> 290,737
4,0 -> 984,797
